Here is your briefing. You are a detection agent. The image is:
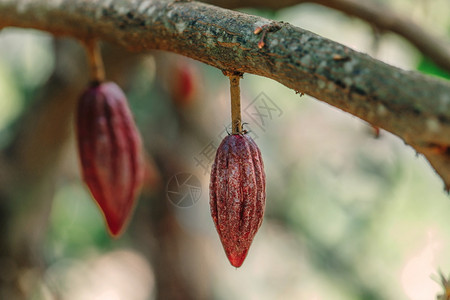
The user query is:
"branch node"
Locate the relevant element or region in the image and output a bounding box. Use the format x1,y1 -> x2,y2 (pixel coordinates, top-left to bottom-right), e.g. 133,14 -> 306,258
222,70 -> 243,78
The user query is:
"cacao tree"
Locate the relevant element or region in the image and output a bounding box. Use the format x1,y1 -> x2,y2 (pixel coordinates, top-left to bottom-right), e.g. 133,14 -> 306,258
0,0 -> 449,299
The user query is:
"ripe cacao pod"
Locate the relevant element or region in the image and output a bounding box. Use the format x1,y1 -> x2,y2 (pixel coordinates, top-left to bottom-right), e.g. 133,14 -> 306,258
76,81 -> 144,237
210,134 -> 266,267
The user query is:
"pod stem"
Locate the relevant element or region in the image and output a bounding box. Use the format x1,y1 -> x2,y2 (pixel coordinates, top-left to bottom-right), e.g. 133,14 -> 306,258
84,38 -> 105,83
224,71 -> 244,134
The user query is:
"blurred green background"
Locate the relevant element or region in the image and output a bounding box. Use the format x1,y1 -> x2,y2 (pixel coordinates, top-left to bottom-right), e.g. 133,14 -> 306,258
0,1 -> 450,299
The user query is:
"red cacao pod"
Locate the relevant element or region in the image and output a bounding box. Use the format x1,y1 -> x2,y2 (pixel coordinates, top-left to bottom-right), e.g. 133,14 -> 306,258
210,134 -> 266,267
170,60 -> 199,107
76,82 -> 143,237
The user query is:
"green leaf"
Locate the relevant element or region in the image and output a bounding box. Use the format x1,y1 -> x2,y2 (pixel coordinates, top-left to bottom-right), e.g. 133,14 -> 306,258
417,56 -> 450,79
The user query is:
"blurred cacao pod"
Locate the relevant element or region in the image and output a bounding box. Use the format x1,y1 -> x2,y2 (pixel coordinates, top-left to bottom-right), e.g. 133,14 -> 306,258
170,59 -> 199,107
210,134 -> 266,267
76,81 -> 144,237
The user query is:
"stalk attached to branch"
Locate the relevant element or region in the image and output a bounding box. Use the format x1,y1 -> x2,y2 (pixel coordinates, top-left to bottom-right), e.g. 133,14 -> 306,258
84,38 -> 105,83
224,71 -> 244,134
211,70 -> 266,267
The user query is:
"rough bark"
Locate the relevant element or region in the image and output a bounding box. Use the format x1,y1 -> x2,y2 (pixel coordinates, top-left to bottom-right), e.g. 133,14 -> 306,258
0,0 -> 450,188
205,0 -> 450,73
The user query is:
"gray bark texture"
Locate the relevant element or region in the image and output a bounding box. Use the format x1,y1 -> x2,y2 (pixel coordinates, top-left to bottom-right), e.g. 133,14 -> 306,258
1,0 -> 450,188
206,0 -> 450,73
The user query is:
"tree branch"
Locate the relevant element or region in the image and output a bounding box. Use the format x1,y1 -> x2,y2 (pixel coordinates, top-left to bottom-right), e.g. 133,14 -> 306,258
1,0 -> 450,188
205,0 -> 450,73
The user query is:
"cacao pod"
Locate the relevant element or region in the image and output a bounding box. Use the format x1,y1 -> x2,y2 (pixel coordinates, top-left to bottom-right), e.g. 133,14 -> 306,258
210,134 -> 266,267
76,81 -> 144,237
170,60 -> 198,107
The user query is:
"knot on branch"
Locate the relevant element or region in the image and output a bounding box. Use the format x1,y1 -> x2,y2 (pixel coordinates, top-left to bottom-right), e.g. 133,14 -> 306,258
222,70 -> 244,78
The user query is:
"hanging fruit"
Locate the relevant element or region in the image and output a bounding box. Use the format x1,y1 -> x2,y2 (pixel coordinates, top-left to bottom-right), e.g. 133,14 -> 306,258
76,39 -> 144,237
209,72 -> 266,267
170,58 -> 200,107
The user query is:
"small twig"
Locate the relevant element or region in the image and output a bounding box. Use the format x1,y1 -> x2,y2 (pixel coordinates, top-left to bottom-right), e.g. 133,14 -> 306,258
257,29 -> 267,49
254,22 -> 283,49
83,38 -> 105,83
